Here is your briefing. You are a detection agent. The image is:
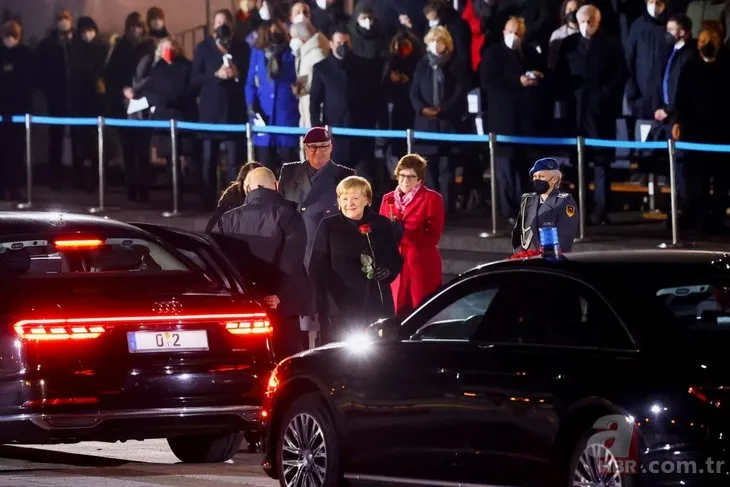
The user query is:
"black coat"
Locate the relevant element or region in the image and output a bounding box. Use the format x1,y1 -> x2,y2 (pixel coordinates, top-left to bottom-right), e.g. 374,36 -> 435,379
214,188 -> 313,317
69,37 -> 108,117
191,37 -> 249,126
35,30 -> 73,115
625,12 -> 672,119
0,44 -> 35,115
659,41 -> 697,120
555,32 -> 628,139
382,51 -> 421,130
104,36 -> 156,118
278,160 -> 355,262
409,54 -> 470,155
675,53 -> 730,144
480,42 -> 546,136
309,211 -> 403,328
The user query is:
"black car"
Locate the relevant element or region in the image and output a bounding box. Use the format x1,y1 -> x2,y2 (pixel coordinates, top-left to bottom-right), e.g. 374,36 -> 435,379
262,250 -> 730,487
0,212 -> 276,462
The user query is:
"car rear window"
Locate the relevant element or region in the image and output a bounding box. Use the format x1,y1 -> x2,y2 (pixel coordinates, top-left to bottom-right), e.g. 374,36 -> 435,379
655,282 -> 730,331
0,236 -> 194,277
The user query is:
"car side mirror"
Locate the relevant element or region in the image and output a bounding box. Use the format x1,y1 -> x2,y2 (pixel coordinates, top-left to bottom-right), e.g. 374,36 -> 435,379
368,317 -> 402,342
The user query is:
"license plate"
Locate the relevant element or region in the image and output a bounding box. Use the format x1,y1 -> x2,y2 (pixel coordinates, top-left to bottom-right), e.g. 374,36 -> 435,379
127,330 -> 209,353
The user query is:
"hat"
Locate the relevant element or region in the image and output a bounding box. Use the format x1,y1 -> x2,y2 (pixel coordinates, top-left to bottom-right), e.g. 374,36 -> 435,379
77,16 -> 98,33
528,157 -> 561,177
303,126 -> 331,144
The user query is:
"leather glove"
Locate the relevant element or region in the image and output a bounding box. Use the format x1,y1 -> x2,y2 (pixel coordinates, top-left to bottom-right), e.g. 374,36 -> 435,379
374,266 -> 391,281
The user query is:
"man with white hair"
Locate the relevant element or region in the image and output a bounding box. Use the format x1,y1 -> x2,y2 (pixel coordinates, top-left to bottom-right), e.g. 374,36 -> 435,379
289,20 -> 329,128
511,157 -> 579,253
555,4 -> 627,226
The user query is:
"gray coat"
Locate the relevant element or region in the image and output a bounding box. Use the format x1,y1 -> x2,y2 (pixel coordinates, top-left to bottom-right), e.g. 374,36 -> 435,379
511,190 -> 579,253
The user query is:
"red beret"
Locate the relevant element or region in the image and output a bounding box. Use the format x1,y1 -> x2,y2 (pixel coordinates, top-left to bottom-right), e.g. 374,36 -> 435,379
303,126 -> 331,144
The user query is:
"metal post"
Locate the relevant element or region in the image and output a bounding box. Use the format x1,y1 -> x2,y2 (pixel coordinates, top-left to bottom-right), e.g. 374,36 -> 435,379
246,122 -> 254,162
163,120 -> 180,218
205,0 -> 212,36
659,138 -> 683,248
575,136 -> 587,241
486,132 -> 498,236
89,116 -> 106,214
16,114 -> 33,210
406,129 -> 414,154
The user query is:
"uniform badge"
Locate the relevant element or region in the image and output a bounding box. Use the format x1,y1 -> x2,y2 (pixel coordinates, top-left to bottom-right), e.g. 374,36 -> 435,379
566,205 -> 576,218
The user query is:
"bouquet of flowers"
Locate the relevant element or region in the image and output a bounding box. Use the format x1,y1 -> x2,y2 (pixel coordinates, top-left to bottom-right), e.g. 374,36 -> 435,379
509,248 -> 542,260
359,223 -> 384,304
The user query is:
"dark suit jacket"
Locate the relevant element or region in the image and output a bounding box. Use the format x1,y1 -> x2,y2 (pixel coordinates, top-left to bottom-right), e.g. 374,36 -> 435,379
511,190 -> 579,253
278,160 -> 354,262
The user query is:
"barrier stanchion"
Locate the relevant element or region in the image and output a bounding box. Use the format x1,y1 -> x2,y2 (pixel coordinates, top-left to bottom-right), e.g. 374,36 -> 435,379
406,129 -> 414,154
575,136 -> 587,242
163,119 -> 180,218
485,132 -> 498,237
89,116 -> 108,214
246,122 -> 254,162
658,138 -> 688,249
16,114 -> 33,210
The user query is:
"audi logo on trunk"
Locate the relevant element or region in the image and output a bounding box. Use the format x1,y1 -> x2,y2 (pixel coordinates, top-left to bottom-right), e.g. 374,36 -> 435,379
152,301 -> 183,315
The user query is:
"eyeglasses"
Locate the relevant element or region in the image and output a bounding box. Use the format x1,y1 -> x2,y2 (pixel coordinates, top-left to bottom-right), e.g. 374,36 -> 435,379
305,144 -> 331,152
397,174 -> 418,180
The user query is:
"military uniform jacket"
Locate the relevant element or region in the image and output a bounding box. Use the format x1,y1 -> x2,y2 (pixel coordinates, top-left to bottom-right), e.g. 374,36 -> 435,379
511,189 -> 579,253
278,160 -> 354,263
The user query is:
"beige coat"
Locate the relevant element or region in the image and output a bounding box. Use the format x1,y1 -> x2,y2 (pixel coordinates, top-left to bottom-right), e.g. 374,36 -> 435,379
295,32 -> 329,128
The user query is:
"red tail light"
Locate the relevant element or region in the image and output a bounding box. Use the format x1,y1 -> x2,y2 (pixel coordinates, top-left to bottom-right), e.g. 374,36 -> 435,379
54,239 -> 104,249
13,313 -> 272,342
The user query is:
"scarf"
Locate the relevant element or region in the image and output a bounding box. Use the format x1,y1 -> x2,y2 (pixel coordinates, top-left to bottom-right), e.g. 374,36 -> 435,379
393,183 -> 422,212
427,51 -> 450,106
264,42 -> 286,78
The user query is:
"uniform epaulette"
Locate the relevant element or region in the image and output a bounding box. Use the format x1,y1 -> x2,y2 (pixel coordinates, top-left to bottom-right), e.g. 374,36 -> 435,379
557,192 -> 571,198
523,192 -> 537,198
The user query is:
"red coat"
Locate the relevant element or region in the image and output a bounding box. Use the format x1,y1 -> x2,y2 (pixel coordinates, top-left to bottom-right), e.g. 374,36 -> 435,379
380,187 -> 445,315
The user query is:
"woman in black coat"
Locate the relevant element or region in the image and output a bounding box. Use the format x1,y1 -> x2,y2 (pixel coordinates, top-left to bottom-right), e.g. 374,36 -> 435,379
205,161 -> 263,233
309,176 -> 403,345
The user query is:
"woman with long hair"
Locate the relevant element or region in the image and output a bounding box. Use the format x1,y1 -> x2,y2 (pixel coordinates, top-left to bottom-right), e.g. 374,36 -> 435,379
205,161 -> 263,233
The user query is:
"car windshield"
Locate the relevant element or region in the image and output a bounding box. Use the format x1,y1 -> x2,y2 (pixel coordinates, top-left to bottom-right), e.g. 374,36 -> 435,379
654,281 -> 730,332
0,236 -> 194,277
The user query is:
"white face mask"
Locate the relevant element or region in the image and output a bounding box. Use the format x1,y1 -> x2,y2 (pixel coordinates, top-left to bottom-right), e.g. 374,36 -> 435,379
316,0 -> 328,9
647,4 -> 657,17
428,41 -> 439,55
579,23 -> 590,38
259,2 -> 271,21
358,18 -> 371,30
504,32 -> 518,49
428,19 -> 439,28
675,39 -> 685,49
292,13 -> 305,24
289,38 -> 303,52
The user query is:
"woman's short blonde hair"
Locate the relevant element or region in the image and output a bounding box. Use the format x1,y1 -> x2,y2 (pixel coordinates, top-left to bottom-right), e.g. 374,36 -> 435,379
154,37 -> 184,62
394,154 -> 428,181
336,176 -> 373,204
424,26 -> 454,54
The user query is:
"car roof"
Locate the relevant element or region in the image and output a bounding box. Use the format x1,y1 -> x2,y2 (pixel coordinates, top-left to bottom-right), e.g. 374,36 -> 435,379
0,211 -> 151,238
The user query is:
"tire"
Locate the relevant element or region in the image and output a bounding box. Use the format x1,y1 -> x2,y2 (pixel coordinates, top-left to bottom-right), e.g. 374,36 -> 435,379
275,393 -> 341,487
167,430 -> 244,463
567,429 -> 636,487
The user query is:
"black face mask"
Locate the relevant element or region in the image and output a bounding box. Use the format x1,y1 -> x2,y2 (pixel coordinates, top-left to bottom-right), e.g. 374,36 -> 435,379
270,32 -> 285,45
215,24 -> 232,45
565,10 -> 577,24
334,43 -> 349,59
665,32 -> 677,44
700,42 -> 717,59
532,179 -> 550,194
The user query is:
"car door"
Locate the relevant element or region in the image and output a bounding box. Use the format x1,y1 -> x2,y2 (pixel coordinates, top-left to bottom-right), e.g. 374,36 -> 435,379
341,275 -> 505,483
453,270 -> 640,487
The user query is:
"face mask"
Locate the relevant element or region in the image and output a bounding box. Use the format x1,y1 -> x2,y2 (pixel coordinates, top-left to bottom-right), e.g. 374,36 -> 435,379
428,41 -> 439,55
293,13 -> 306,24
271,32 -> 285,45
334,43 -> 349,59
428,19 -> 439,28
665,32 -> 676,44
133,26 -> 145,39
358,18 -> 372,30
700,42 -> 717,59
58,19 -> 72,32
161,46 -> 174,63
2,37 -> 18,49
316,0 -> 328,9
82,30 -> 96,42
566,11 -> 577,24
259,2 -> 271,21
397,41 -> 413,57
504,32 -> 519,49
150,19 -> 165,31
215,24 -> 232,42
579,23 -> 590,38
532,179 -> 550,194
647,4 -> 657,17
289,38 -> 303,52
675,39 -> 685,49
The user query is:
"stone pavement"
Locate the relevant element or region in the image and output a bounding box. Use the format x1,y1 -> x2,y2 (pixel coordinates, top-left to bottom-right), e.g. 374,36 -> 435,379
2,187 -> 729,277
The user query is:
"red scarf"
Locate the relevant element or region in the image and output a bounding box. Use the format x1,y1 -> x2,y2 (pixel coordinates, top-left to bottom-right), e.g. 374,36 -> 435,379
393,183 -> 422,213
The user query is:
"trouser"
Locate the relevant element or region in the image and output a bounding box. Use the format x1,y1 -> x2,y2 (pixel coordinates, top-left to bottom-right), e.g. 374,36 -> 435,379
0,122 -> 24,200
255,145 -> 298,176
495,148 -> 530,220
271,315 -> 307,362
681,152 -> 730,231
120,128 -> 152,201
201,138 -> 239,210
425,154 -> 455,214
47,124 -> 67,185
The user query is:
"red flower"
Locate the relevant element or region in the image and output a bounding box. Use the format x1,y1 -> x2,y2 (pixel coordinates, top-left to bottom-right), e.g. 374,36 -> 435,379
359,224 -> 373,235
509,248 -> 541,260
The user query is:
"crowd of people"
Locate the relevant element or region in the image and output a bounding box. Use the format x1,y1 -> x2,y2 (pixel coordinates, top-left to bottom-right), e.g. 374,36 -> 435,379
1,0 -> 730,234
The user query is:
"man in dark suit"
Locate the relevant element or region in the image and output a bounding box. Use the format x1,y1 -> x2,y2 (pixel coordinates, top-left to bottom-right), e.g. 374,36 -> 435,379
278,126 -> 353,346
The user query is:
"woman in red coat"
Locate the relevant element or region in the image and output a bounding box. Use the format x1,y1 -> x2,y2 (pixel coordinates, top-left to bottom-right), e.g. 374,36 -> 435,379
380,154 -> 445,315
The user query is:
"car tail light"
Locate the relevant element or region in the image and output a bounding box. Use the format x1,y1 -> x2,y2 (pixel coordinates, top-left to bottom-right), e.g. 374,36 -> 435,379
54,239 -> 104,249
22,397 -> 99,408
13,313 -> 272,342
689,386 -> 722,407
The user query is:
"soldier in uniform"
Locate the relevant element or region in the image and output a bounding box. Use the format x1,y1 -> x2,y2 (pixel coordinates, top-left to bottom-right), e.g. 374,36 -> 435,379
511,157 -> 579,253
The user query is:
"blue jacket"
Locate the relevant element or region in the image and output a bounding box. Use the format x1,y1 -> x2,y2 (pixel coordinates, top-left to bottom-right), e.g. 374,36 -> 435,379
245,47 -> 300,148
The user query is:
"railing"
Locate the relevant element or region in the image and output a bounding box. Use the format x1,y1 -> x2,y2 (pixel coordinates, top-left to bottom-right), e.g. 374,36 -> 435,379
1,114 -> 726,248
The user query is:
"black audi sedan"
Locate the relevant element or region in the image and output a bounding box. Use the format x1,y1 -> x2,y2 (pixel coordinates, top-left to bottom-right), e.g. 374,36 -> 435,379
262,250 -> 730,487
0,212 -> 275,462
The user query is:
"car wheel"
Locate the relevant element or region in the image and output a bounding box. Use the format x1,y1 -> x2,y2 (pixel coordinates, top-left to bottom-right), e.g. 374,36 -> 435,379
568,429 -> 635,487
276,393 -> 340,487
167,430 -> 244,463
